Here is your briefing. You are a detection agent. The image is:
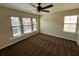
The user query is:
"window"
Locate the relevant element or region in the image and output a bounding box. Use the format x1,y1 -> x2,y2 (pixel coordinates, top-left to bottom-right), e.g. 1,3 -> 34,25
32,18 -> 37,31
10,17 -> 21,37
64,16 -> 78,33
22,18 -> 32,33
10,17 -> 38,38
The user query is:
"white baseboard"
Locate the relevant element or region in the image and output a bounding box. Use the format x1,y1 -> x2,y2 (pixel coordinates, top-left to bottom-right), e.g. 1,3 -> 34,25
77,41 -> 79,46
41,32 -> 76,42
77,42 -> 79,46
0,31 -> 39,50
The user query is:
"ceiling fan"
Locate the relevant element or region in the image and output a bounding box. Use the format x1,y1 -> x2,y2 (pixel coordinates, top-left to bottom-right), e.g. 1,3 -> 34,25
30,3 -> 53,13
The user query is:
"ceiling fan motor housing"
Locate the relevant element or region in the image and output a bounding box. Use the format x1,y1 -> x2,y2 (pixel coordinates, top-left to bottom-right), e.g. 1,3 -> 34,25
37,6 -> 42,12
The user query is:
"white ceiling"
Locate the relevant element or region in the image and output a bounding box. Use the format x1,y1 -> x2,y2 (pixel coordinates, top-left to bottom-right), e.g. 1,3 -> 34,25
0,3 -> 79,15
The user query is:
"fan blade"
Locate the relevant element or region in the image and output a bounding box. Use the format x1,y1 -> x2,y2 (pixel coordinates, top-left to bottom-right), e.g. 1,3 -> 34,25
42,4 -> 53,9
42,10 -> 50,12
30,3 -> 36,8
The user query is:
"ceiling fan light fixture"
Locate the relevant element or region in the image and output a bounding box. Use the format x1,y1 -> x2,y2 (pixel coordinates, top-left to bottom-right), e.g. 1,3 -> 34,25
30,3 -> 53,13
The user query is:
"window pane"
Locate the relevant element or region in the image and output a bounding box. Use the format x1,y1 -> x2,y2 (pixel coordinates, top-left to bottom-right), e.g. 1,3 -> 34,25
70,16 -> 77,20
64,16 -> 70,23
23,25 -> 32,33
64,19 -> 70,23
70,19 -> 77,23
64,24 -> 76,32
70,16 -> 77,23
32,18 -> 37,25
64,16 -> 71,20
64,24 -> 70,32
22,18 -> 32,33
12,27 -> 21,37
69,24 -> 76,32
22,18 -> 31,25
33,25 -> 37,31
64,16 -> 77,23
11,17 -> 20,26
32,18 -> 37,31
11,17 -> 21,37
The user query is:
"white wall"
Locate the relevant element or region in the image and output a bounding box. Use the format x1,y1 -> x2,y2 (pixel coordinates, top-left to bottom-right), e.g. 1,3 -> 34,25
77,16 -> 79,46
0,6 -> 40,49
40,9 -> 79,41
77,31 -> 79,46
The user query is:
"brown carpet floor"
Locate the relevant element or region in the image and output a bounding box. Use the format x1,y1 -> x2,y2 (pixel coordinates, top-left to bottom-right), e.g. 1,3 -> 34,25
0,33 -> 79,56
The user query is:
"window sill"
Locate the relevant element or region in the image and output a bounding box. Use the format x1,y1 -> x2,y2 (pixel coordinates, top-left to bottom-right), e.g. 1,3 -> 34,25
10,31 -> 38,40
63,31 -> 76,34
10,34 -> 24,40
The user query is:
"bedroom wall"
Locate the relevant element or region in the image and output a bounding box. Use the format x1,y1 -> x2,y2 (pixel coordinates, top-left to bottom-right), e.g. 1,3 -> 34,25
77,17 -> 79,46
77,31 -> 79,46
0,6 -> 40,49
40,9 -> 79,41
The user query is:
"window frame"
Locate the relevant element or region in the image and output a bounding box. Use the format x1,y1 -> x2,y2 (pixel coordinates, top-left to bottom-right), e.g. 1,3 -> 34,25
63,15 -> 78,33
10,16 -> 22,37
10,16 -> 38,39
32,18 -> 37,31
22,17 -> 32,34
